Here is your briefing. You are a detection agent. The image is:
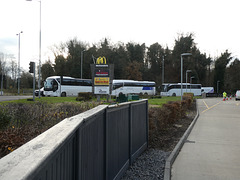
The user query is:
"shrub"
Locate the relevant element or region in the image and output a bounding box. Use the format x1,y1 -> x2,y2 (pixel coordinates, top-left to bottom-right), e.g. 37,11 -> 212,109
76,92 -> 93,101
0,101 -> 99,158
149,97 -> 194,133
183,93 -> 193,109
183,92 -> 194,98
0,106 -> 11,130
149,107 -> 171,132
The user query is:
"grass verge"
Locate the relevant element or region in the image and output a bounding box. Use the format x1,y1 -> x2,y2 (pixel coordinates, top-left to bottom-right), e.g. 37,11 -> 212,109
148,96 -> 181,107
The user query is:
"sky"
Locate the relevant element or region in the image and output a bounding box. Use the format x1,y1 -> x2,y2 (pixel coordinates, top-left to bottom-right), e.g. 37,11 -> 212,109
0,0 -> 240,71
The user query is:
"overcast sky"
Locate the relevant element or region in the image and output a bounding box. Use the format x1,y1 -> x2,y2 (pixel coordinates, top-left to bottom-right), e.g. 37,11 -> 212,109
0,0 -> 239,71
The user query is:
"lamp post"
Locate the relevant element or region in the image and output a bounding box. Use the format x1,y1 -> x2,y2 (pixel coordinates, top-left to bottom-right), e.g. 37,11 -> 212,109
186,70 -> 192,92
26,0 -> 41,98
181,53 -> 192,100
16,31 -> 23,95
0,57 -> 3,96
81,50 -> 86,79
162,55 -> 165,84
190,76 -> 195,93
217,80 -> 220,96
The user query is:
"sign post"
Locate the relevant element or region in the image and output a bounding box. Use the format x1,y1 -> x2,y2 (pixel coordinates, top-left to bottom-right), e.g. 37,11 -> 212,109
90,56 -> 114,101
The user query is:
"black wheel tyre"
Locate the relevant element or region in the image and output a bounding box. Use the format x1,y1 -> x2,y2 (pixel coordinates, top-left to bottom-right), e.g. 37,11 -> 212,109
61,92 -> 66,97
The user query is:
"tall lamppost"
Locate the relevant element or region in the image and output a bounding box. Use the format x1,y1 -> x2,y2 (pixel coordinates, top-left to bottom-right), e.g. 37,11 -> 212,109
181,53 -> 192,100
81,50 -> 86,79
190,76 -> 195,93
162,55 -> 165,84
217,80 -> 220,96
0,55 -> 4,96
186,70 -> 192,92
16,31 -> 23,95
26,0 -> 41,98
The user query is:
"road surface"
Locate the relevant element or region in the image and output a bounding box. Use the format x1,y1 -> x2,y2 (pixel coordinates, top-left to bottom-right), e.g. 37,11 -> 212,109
0,96 -> 32,102
172,97 -> 240,180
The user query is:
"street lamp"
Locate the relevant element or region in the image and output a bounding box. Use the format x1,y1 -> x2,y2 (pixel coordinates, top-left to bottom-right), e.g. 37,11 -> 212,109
181,53 -> 192,100
16,31 -> 23,95
0,55 -> 4,96
26,0 -> 41,98
162,55 -> 166,84
217,80 -> 220,96
186,70 -> 192,92
81,50 -> 86,79
190,76 -> 195,93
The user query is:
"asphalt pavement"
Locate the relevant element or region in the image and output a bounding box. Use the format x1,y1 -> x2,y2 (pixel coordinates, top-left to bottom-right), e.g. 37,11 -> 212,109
0,96 -> 32,102
171,97 -> 240,180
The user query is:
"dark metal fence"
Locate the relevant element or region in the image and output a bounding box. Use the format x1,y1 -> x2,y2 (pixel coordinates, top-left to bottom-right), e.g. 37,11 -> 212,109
0,100 -> 148,180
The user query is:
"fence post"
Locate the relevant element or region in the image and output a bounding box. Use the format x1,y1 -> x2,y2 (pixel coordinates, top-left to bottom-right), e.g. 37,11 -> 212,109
146,100 -> 149,148
129,103 -> 133,165
75,128 -> 80,180
105,108 -> 108,180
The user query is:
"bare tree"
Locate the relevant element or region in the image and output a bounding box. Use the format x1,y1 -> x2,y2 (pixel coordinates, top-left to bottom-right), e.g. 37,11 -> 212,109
0,53 -> 6,94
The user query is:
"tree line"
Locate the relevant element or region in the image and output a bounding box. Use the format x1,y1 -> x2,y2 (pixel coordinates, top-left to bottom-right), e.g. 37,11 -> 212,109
1,33 -> 240,94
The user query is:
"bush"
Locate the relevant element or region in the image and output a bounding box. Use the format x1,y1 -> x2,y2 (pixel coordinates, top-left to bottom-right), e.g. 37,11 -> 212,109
0,106 -> 11,130
163,101 -> 181,123
149,106 -> 171,132
76,92 -> 93,101
149,96 -> 194,133
183,93 -> 193,109
0,101 -> 99,158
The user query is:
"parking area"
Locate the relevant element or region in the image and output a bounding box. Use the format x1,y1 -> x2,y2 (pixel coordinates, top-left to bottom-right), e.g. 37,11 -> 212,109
172,98 -> 240,180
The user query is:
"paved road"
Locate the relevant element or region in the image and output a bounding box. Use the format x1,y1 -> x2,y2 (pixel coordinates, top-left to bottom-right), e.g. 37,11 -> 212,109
0,96 -> 32,102
172,97 -> 240,180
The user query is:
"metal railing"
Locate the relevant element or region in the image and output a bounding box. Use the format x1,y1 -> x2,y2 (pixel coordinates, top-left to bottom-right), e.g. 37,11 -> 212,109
0,99 -> 148,180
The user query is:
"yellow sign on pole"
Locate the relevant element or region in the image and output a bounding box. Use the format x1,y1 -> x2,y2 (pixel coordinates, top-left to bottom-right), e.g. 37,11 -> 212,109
96,56 -> 107,64
94,77 -> 109,85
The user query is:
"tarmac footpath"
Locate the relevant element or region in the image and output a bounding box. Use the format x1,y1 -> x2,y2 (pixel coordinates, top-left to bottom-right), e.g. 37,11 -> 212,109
171,98 -> 240,180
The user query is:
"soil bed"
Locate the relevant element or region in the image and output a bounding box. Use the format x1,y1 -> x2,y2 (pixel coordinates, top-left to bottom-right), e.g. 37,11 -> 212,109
149,100 -> 196,151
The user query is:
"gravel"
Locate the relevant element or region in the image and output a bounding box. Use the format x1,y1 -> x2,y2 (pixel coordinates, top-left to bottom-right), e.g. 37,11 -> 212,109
121,148 -> 170,180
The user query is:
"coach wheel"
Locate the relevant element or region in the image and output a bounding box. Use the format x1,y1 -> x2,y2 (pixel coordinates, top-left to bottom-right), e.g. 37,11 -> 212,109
61,92 -> 66,97
172,93 -> 176,97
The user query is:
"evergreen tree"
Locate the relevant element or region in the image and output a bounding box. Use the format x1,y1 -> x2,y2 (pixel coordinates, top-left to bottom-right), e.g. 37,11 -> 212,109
41,60 -> 54,81
214,50 -> 232,93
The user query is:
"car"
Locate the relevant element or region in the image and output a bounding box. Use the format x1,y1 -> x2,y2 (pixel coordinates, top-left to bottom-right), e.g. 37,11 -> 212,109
35,87 -> 45,97
235,90 -> 240,101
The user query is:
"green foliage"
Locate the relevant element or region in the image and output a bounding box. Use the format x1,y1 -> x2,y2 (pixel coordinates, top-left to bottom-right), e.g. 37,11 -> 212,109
224,58 -> 240,94
54,55 -> 68,76
42,35 -> 216,89
173,33 -> 195,55
1,34 -> 230,94
20,72 -> 34,89
0,97 -> 81,104
149,95 -> 193,132
214,50 -> 232,92
76,92 -> 93,101
0,33 -> 237,95
111,43 -> 128,79
66,38 -> 86,77
148,96 -> 181,107
0,106 -> 11,129
0,101 -> 100,158
146,43 -> 164,83
125,61 -> 143,80
41,60 -> 54,81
